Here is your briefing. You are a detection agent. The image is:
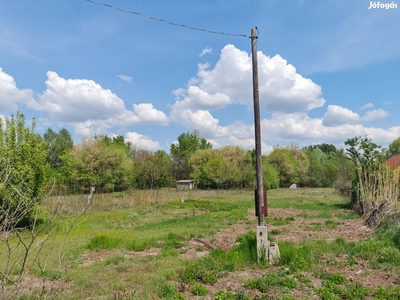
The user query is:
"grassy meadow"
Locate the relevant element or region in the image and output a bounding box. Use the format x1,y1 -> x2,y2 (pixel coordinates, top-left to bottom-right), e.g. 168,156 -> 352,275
2,188 -> 400,299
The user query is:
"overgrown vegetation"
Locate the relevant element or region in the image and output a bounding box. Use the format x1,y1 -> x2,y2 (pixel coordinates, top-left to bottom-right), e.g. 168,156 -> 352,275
2,112 -> 400,298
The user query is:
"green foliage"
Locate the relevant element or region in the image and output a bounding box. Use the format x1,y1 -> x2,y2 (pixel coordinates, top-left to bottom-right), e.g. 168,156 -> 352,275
132,149 -> 172,189
278,241 -> 312,272
66,137 -> 134,191
104,255 -> 125,266
323,273 -> 347,285
158,281 -> 180,299
191,283 -> 208,296
374,285 -> 400,299
0,112 -> 50,227
86,235 -> 123,250
267,148 -> 299,187
215,291 -> 235,300
43,127 -> 73,169
170,130 -> 212,180
265,217 -> 295,226
262,156 -> 279,189
388,137 -> 400,158
244,268 -> 295,293
189,146 -> 255,189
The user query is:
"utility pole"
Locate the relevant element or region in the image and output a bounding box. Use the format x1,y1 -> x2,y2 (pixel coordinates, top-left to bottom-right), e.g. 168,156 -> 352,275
251,27 -> 264,227
251,27 -> 271,263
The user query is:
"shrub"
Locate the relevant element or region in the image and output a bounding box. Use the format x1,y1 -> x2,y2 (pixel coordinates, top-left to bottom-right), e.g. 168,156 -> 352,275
0,112 -> 50,229
191,284 -> 208,296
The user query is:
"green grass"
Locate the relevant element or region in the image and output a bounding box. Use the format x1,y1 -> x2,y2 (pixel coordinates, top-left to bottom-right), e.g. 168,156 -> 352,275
3,188 -> 400,299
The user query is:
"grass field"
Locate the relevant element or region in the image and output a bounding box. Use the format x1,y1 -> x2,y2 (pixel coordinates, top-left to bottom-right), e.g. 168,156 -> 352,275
1,188 -> 400,299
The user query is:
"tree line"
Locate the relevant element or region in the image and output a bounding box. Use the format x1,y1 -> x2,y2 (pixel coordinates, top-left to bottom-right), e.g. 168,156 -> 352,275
41,126 -> 400,194
3,112 -> 400,198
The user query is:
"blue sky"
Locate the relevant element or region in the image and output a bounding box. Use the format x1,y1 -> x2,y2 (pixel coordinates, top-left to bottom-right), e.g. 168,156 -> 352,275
0,0 -> 399,153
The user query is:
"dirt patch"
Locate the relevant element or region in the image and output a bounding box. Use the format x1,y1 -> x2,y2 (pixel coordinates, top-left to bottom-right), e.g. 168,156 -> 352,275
78,207 -> 393,299
177,208 -> 395,299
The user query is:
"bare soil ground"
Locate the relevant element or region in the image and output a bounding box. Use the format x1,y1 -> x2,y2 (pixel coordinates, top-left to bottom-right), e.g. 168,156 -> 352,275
175,208 -> 398,299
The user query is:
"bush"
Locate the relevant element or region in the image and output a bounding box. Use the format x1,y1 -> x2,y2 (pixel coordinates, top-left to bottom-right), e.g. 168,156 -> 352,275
191,284 -> 208,296
0,112 -> 50,229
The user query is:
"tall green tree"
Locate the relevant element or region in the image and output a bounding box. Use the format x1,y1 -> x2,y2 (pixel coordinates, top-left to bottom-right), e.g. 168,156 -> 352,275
132,149 -> 172,189
267,147 -> 302,187
0,112 -> 50,227
170,130 -> 212,180
262,156 -> 280,189
388,137 -> 400,158
43,127 -> 73,169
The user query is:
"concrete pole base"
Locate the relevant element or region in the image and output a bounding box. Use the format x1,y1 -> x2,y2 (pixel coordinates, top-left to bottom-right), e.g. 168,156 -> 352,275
269,242 -> 280,264
256,226 -> 280,264
256,225 -> 269,263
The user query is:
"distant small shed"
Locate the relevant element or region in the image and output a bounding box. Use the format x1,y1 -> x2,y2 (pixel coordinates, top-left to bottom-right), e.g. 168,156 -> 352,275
289,182 -> 297,189
177,180 -> 194,191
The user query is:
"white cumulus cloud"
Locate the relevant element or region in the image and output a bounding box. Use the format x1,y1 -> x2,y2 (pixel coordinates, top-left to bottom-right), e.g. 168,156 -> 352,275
362,109 -> 388,122
126,132 -> 160,151
322,105 -> 361,127
25,71 -> 168,138
0,68 -> 33,112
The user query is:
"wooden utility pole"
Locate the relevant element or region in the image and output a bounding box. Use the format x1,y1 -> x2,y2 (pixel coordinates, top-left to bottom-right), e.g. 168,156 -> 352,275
251,27 -> 264,227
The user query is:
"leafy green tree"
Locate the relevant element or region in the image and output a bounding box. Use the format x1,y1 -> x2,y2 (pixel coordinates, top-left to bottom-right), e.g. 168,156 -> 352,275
170,130 -> 212,180
201,157 -> 239,189
132,149 -> 172,189
220,146 -> 255,188
43,128 -> 73,169
188,149 -> 219,186
67,138 -> 134,192
304,148 -> 326,187
345,136 -> 386,210
388,137 -> 400,158
0,112 -> 50,227
267,148 -> 299,187
323,161 -> 339,187
304,143 -> 337,155
262,156 -> 279,189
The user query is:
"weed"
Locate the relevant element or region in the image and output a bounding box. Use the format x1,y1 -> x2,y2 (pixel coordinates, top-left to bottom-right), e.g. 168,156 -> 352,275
244,268 -> 292,293
325,220 -> 339,229
316,212 -> 332,219
270,229 -> 281,235
323,273 -> 347,285
266,217 -> 294,226
86,235 -> 122,250
374,285 -> 400,299
215,291 -> 235,300
126,239 -> 148,251
308,222 -> 323,231
278,277 -> 297,289
191,283 -> 208,296
158,281 -> 177,298
342,282 -> 370,299
104,255 -> 125,266
293,274 -> 310,284
278,241 -> 312,272
336,212 -> 358,220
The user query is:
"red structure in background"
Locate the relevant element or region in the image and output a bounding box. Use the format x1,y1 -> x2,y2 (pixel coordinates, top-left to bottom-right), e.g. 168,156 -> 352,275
255,189 -> 268,217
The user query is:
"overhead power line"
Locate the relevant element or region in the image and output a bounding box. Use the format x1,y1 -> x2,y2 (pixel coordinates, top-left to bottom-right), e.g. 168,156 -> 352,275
86,0 -> 250,38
